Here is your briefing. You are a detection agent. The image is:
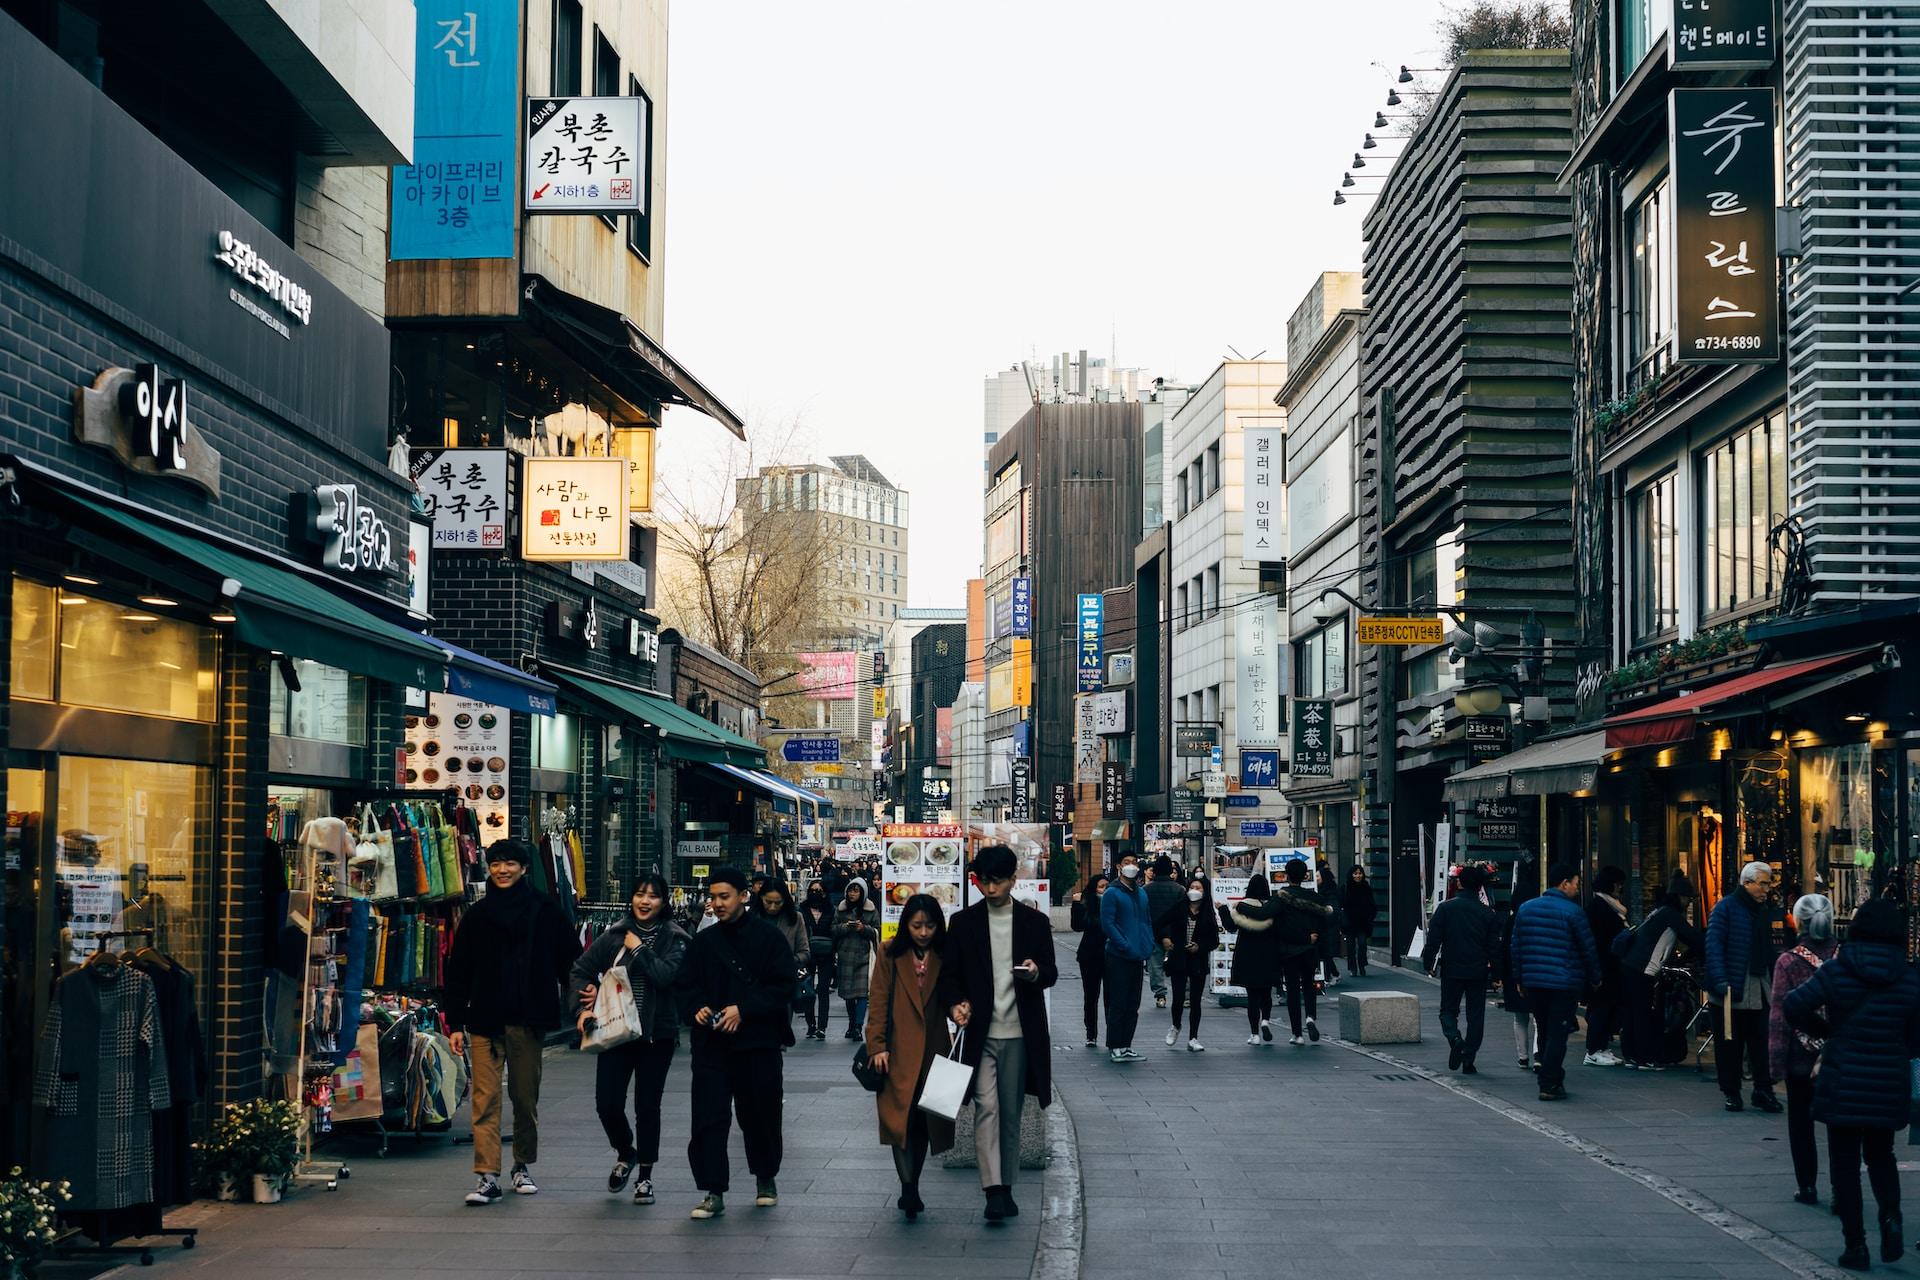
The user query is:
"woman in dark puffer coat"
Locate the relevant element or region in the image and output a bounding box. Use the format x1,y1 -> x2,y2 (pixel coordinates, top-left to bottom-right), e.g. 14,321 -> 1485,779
1784,898 -> 1920,1271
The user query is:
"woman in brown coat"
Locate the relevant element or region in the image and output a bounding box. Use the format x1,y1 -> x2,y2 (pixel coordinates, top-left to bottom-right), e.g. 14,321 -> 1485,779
865,894 -> 955,1221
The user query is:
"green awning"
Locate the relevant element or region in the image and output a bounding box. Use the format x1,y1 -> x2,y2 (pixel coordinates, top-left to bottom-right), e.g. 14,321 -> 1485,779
60,493 -> 448,690
544,669 -> 766,767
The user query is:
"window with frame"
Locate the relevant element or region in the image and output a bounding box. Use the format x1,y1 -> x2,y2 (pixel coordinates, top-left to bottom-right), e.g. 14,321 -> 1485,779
1175,584 -> 1189,632
1205,443 -> 1221,496
1295,622 -> 1348,697
1616,0 -> 1671,84
1630,471 -> 1679,643
1625,179 -> 1673,390
1701,410 -> 1788,618
1176,470 -> 1189,518
625,76 -> 654,261
551,0 -> 583,95
1205,564 -> 1220,618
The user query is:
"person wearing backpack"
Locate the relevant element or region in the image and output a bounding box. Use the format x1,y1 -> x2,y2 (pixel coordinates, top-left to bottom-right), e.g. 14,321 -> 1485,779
1421,864 -> 1498,1073
1583,865 -> 1630,1067
1770,894 -> 1839,1209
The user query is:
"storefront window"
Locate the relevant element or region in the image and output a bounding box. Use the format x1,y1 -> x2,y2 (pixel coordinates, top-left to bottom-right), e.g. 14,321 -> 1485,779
59,598 -> 218,721
270,659 -> 367,744
1630,472 -> 1678,644
532,713 -> 580,773
10,578 -> 56,701
1701,410 -> 1788,619
1802,744 -> 1873,915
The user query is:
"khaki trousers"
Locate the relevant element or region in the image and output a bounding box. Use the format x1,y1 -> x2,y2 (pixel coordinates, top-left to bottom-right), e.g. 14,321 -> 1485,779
972,1035 -> 1027,1190
469,1026 -> 544,1174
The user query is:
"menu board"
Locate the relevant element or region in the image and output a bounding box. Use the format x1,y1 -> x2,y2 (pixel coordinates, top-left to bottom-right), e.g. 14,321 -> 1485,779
966,822 -> 1051,915
879,822 -> 964,940
1211,875 -> 1249,1000
401,694 -> 511,835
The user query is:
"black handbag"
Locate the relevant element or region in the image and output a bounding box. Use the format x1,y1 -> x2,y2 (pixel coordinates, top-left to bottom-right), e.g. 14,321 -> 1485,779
851,1041 -> 886,1092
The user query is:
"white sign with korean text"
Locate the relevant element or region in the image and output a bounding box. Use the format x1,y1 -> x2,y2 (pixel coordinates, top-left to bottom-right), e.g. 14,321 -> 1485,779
415,448 -> 509,549
1243,424 -> 1284,564
521,457 -> 629,561
1234,595 -> 1282,747
1090,690 -> 1128,736
1075,695 -> 1100,783
525,96 -> 645,213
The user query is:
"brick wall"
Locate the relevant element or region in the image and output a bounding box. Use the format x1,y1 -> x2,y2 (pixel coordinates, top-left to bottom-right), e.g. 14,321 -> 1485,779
210,647 -> 271,1105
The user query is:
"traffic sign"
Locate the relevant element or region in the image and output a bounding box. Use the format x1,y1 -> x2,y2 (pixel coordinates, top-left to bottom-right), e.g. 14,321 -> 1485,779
1238,819 -> 1279,839
1356,616 -> 1445,645
781,736 -> 841,764
1225,794 -> 1261,809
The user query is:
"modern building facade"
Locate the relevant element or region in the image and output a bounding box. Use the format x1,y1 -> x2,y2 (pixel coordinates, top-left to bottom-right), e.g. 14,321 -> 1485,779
738,455 -> 909,645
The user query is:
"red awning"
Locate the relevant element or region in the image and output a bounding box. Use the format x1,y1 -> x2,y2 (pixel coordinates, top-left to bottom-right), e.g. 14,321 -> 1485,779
1603,648 -> 1882,750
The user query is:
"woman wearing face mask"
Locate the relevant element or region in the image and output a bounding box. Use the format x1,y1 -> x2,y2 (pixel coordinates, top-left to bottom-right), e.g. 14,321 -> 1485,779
569,873 -> 689,1206
834,879 -> 881,1038
1069,874 -> 1111,1049
758,881 -> 811,1033
800,880 -> 837,1039
866,895 -> 955,1221
1156,875 -> 1219,1051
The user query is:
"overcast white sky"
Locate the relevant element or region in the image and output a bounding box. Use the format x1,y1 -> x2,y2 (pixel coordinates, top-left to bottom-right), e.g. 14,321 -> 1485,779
658,0 -> 1452,608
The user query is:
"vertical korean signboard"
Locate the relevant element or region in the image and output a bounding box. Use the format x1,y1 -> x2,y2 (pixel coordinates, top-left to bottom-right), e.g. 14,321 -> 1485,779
1010,577 -> 1032,637
1077,594 -> 1104,692
1243,425 -> 1284,564
1234,596 -> 1282,747
1100,762 -> 1128,821
1291,699 -> 1334,778
412,448 -> 509,549
1671,87 -> 1779,365
393,0 -> 517,259
1009,759 -> 1032,821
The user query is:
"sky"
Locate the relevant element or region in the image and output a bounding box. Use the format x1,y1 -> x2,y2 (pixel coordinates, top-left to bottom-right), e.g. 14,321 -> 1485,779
657,0 -> 1452,608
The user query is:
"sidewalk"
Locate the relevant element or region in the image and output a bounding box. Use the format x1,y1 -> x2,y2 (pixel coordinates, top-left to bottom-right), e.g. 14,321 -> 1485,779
1048,936 -> 1835,1280
120,1026 -> 1042,1279
1338,955 -> 1916,1275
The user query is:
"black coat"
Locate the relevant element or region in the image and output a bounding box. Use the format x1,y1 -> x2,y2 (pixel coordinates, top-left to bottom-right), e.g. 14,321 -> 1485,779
1154,900 -> 1220,978
1343,880 -> 1379,935
1243,887 -> 1333,959
679,913 -> 798,1054
1222,898 -> 1281,991
1784,940 -> 1920,1129
443,880 -> 581,1035
1421,894 -> 1499,981
935,900 -> 1058,1107
1069,895 -> 1107,972
1620,904 -> 1703,976
1585,895 -> 1629,983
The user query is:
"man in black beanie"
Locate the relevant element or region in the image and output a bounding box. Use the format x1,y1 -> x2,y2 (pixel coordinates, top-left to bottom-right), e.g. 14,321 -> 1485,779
444,838 -> 581,1205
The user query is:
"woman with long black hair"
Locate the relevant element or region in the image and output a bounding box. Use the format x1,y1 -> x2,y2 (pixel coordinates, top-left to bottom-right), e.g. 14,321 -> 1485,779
1222,874 -> 1280,1046
1068,873 -> 1110,1048
866,894 -> 955,1221
1157,873 -> 1219,1051
569,872 -> 688,1207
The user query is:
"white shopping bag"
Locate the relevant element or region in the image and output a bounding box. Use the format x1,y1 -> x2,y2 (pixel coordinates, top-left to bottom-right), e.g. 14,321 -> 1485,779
917,1027 -> 972,1122
583,953 -> 642,1053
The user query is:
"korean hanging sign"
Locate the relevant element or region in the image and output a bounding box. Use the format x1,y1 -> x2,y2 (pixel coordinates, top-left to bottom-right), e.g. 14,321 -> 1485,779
521,457 -> 629,560
1290,698 -> 1334,778
393,0 -> 517,258
411,448 -> 509,549
1243,424 -> 1284,565
1077,593 -> 1105,692
1669,0 -> 1776,70
1670,87 -> 1779,365
526,97 -> 646,213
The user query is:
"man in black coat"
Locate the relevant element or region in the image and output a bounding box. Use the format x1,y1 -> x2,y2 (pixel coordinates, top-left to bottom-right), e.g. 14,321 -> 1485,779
937,845 -> 1058,1224
679,867 -> 796,1220
444,839 -> 582,1206
1421,864 -> 1499,1073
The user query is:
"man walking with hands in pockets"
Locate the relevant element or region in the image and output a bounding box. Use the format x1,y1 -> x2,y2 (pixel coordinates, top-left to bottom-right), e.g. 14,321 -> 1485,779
939,845 -> 1057,1224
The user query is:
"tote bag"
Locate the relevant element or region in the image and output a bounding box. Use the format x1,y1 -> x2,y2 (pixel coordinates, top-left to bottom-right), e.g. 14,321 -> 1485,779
917,1027 -> 973,1122
583,949 -> 643,1053
354,805 -> 399,901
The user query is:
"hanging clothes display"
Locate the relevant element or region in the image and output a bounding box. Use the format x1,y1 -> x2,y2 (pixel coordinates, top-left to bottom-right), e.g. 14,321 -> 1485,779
32,958 -> 172,1212
129,949 -> 205,1209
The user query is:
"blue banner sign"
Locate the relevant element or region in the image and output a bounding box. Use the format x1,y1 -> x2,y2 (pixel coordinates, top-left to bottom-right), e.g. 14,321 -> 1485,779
1011,577 -> 1032,637
1238,820 -> 1280,840
393,0 -> 518,259
1077,594 -> 1104,692
1239,748 -> 1282,790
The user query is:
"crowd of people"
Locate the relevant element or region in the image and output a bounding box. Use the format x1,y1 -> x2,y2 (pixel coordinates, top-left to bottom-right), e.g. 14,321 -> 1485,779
438,838 -> 1057,1225
1422,856 -> 1920,1273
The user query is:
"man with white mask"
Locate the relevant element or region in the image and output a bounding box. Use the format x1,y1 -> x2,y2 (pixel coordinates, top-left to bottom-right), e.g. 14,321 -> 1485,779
1099,852 -> 1155,1062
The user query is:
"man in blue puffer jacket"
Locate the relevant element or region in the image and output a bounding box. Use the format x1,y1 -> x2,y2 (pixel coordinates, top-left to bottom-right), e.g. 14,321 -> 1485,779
1509,861 -> 1601,1102
1100,854 -> 1156,1062
1704,860 -> 1785,1114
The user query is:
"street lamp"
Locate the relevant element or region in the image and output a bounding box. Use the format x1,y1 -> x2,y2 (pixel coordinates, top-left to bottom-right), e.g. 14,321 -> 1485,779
1453,681 -> 1505,717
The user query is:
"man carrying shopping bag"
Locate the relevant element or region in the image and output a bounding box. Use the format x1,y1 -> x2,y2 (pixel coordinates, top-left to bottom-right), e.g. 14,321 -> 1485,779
936,845 -> 1057,1224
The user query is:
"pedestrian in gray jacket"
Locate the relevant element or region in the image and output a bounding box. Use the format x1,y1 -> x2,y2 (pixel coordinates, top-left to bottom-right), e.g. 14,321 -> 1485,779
834,880 -> 880,1039
568,872 -> 689,1206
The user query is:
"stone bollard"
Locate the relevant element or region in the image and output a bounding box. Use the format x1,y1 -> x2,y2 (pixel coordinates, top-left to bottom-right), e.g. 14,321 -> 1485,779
1338,990 -> 1422,1044
942,1099 -> 1050,1171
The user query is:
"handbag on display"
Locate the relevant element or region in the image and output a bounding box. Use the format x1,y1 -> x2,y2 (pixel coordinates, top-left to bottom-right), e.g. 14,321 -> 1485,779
354,805 -> 399,901
582,948 -> 643,1053
917,1027 -> 973,1122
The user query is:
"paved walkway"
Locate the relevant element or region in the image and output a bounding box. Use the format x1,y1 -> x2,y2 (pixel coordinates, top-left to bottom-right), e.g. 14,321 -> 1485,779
119,1022 -> 1042,1279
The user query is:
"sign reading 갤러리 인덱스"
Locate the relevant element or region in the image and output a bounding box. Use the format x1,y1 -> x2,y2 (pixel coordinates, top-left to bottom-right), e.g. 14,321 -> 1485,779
1243,425 -> 1283,564
1671,87 -> 1779,365
1669,0 -> 1776,70
526,96 -> 645,213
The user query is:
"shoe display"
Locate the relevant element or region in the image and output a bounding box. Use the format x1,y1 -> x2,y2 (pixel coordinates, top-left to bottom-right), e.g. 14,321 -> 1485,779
1751,1092 -> 1784,1114
510,1164 -> 538,1195
1305,1018 -> 1321,1043
690,1192 -> 725,1219
608,1159 -> 634,1193
464,1175 -> 502,1206
1188,1038 -> 1204,1052
1883,1212 -> 1904,1263
1448,1037 -> 1464,1071
633,1178 -> 655,1205
755,1178 -> 778,1206
1538,1085 -> 1568,1101
1165,1027 -> 1179,1047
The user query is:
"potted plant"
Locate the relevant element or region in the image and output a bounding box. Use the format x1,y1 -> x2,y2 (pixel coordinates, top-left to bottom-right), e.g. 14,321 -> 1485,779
0,1167 -> 72,1278
212,1099 -> 301,1203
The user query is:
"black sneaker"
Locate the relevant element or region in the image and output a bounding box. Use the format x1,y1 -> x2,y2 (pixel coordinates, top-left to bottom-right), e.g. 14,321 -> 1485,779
983,1186 -> 1008,1223
1001,1188 -> 1020,1218
1724,1094 -> 1745,1113
1838,1243 -> 1871,1271
1305,1018 -> 1320,1043
1795,1187 -> 1820,1206
464,1175 -> 503,1206
690,1192 -> 724,1219
1447,1037 -> 1463,1071
1538,1085 -> 1568,1102
1260,1021 -> 1274,1043
1883,1212 -> 1904,1263
1462,1061 -> 1479,1075
608,1159 -> 634,1193
633,1178 -> 655,1205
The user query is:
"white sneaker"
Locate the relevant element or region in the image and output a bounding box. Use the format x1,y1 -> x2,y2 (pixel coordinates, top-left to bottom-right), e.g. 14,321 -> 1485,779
510,1164 -> 539,1195
1110,1048 -> 1129,1063
1289,1033 -> 1306,1046
1165,1027 -> 1179,1047
1188,1038 -> 1205,1052
1246,1033 -> 1262,1046
1584,1050 -> 1622,1067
